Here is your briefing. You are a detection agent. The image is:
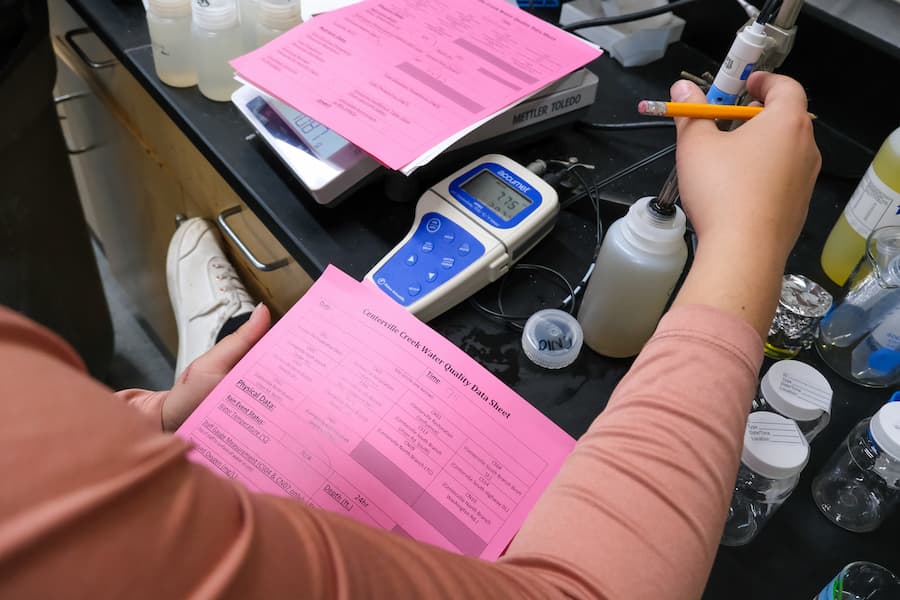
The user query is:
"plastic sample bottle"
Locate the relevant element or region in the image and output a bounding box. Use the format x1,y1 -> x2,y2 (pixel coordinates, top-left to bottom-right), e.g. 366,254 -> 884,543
811,401 -> 900,532
820,126 -> 900,285
191,1 -> 243,102
847,302 -> 900,387
721,412 -> 809,546
256,0 -> 302,46
815,561 -> 900,599
576,196 -> 687,358
146,0 -> 197,87
753,360 -> 832,442
239,0 -> 261,51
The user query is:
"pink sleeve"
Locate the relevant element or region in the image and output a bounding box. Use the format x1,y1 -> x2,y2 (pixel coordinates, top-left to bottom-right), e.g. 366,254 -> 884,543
503,304 -> 763,599
1,304 -> 762,599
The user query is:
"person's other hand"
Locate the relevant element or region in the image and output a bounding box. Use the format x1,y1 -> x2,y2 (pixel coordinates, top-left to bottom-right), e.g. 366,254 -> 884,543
672,71 -> 821,263
162,303 -> 271,432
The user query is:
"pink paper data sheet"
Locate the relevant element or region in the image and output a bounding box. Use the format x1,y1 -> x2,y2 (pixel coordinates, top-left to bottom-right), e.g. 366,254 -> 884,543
176,265 -> 575,560
230,0 -> 601,170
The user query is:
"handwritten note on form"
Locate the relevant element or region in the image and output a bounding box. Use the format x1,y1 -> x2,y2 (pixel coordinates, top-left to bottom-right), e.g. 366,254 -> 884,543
231,0 -> 601,171
176,265 -> 575,560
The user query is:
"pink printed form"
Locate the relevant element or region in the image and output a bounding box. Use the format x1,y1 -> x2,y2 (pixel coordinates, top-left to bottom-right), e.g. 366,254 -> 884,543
176,265 -> 575,560
230,0 -> 601,170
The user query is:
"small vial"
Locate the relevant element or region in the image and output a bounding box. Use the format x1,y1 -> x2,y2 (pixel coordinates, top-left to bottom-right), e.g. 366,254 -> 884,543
239,0 -> 261,51
192,1 -> 243,102
146,0 -> 197,87
721,412 -> 809,547
256,0 -> 302,47
816,562 -> 900,599
753,360 -> 832,442
811,401 -> 900,532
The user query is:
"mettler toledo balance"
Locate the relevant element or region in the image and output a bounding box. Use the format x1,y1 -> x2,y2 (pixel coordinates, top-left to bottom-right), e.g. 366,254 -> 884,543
366,154 -> 559,322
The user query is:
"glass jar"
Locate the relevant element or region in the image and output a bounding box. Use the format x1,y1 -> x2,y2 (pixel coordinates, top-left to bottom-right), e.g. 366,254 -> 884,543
146,0 -> 198,87
817,225 -> 900,388
191,1 -> 243,102
811,401 -> 900,532
721,412 -> 810,546
814,561 -> 900,599
753,360 -> 832,442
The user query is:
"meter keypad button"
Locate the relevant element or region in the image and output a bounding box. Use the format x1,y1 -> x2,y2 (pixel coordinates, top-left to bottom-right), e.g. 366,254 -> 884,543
370,212 -> 485,307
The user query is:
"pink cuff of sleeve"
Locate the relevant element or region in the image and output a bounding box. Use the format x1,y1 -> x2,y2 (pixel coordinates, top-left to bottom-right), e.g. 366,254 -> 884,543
115,389 -> 167,430
650,304 -> 764,377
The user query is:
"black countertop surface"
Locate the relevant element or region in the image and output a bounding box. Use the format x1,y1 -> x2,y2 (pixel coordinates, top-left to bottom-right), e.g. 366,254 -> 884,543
65,0 -> 899,596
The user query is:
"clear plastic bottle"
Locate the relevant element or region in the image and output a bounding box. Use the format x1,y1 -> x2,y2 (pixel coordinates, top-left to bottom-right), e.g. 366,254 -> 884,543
146,0 -> 197,87
239,0 -> 261,51
753,360 -> 832,442
192,1 -> 243,102
820,126 -> 900,286
256,0 -> 302,46
814,562 -> 900,600
721,412 -> 809,546
811,401 -> 900,532
848,303 -> 900,386
576,196 -> 687,357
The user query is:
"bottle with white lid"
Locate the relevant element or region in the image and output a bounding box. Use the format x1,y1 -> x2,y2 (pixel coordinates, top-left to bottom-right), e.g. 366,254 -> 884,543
576,196 -> 687,358
146,0 -> 197,87
721,412 -> 810,547
256,0 -> 302,46
753,360 -> 833,442
811,401 -> 900,532
239,0 -> 261,51
191,0 -> 243,102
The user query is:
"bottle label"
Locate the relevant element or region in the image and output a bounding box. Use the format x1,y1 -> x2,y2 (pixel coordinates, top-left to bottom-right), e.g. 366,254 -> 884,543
776,371 -> 832,413
870,305 -> 900,349
844,166 -> 900,238
815,575 -> 840,600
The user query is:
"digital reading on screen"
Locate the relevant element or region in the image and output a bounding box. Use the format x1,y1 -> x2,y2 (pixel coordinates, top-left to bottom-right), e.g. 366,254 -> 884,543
461,170 -> 533,221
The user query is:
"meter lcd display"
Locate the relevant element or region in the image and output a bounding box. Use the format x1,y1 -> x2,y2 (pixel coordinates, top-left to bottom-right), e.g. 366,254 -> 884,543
461,170 -> 533,220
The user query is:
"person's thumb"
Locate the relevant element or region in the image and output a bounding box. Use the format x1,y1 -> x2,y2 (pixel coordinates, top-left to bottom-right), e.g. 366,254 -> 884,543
163,303 -> 271,431
670,79 -> 717,142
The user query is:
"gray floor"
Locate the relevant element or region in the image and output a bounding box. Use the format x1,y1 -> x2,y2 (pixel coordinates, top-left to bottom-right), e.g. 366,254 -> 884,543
94,242 -> 175,391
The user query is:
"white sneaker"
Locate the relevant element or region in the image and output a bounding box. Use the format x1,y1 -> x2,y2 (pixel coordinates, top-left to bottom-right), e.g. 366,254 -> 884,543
166,217 -> 255,381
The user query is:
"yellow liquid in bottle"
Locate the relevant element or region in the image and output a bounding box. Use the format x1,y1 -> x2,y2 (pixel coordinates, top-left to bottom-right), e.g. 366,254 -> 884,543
821,129 -> 900,285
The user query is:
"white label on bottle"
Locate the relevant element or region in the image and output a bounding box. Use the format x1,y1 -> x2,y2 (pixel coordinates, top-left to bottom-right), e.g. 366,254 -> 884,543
747,420 -> 805,445
845,166 -> 900,237
870,304 -> 900,349
778,372 -> 832,413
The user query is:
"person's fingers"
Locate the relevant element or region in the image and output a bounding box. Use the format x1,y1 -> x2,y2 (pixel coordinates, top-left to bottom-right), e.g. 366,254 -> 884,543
183,303 -> 271,380
669,79 -> 718,143
162,304 -> 271,431
746,71 -> 809,113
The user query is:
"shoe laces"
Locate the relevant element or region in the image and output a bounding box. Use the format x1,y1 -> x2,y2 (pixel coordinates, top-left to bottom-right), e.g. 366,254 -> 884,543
207,258 -> 254,311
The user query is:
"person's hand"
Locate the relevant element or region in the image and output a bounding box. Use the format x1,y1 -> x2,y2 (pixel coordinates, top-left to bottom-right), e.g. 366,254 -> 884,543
672,71 -> 821,261
162,303 -> 271,432
669,72 -> 822,337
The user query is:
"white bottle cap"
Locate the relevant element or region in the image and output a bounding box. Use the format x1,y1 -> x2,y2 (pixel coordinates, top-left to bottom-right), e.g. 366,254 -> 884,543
871,401 -> 900,461
741,412 -> 810,479
258,0 -> 302,30
193,2 -> 239,30
148,0 -> 191,18
521,309 -> 583,369
760,360 -> 833,422
622,196 -> 687,256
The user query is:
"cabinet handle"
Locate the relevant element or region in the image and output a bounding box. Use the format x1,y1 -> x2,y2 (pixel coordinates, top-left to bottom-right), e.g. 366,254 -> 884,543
64,28 -> 116,69
54,91 -> 90,104
53,91 -> 98,154
216,206 -> 290,272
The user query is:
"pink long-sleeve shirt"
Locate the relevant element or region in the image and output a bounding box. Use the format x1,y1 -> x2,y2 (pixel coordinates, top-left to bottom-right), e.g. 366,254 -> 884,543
0,303 -> 762,599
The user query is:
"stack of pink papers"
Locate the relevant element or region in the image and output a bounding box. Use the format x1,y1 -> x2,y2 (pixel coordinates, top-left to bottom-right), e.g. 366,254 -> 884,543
231,0 -> 601,173
176,266 -> 576,560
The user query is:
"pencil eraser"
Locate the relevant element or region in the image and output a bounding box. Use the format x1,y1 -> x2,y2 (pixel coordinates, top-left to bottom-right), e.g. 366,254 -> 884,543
637,100 -> 648,114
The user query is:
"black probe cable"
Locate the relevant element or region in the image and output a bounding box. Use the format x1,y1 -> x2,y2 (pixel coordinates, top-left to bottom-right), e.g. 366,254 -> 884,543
561,0 -> 700,32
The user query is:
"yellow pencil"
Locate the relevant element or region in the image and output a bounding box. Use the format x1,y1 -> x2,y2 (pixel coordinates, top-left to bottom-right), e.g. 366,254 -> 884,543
637,100 -> 816,120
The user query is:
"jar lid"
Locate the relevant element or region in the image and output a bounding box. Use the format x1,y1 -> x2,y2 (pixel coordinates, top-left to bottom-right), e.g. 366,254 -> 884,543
778,274 -> 832,318
871,401 -> 900,461
521,309 -> 582,369
741,412 -> 810,479
192,2 -> 239,30
258,0 -> 302,30
148,0 -> 191,17
760,360 -> 832,421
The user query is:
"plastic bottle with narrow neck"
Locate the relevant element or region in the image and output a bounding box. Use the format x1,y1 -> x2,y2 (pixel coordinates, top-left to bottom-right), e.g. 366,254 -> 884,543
576,196 -> 688,357
256,0 -> 302,47
191,2 -> 242,102
146,0 -> 197,87
820,126 -> 900,285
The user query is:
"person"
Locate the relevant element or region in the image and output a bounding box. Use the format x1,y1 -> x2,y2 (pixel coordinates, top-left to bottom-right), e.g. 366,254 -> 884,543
0,71 -> 821,599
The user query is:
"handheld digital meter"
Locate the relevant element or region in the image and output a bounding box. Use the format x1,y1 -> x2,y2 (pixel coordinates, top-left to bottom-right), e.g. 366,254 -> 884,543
366,154 -> 559,322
